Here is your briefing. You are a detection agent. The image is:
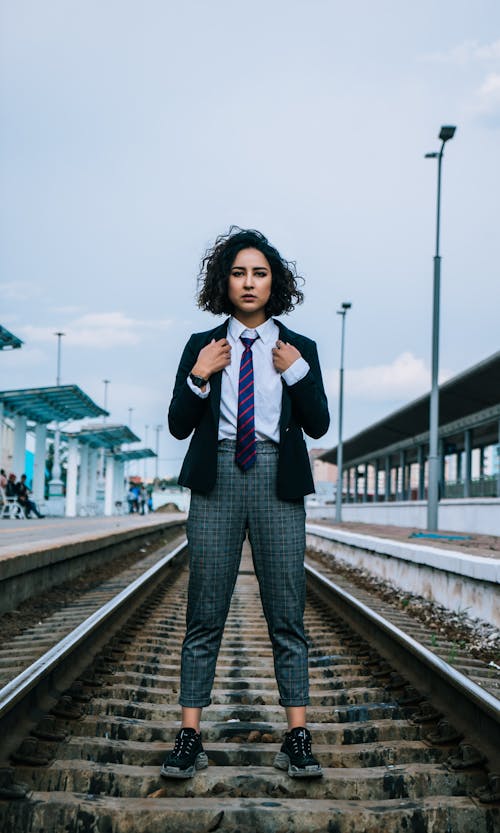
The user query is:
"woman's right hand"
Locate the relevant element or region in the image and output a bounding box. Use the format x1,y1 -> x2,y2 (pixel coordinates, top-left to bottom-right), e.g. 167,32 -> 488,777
191,338 -> 231,380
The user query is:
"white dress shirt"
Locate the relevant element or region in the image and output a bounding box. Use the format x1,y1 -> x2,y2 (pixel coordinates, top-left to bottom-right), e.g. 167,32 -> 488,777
187,317 -> 310,442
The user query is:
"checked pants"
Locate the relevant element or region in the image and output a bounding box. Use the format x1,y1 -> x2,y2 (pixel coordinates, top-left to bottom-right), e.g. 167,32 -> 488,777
180,439 -> 309,708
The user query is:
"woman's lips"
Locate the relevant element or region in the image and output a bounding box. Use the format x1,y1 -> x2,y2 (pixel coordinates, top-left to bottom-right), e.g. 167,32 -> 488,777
241,294 -> 257,300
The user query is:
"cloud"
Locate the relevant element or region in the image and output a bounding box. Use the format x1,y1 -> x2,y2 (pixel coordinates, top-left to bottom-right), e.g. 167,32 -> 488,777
325,352 -> 451,401
421,39 -> 500,65
19,311 -> 173,349
473,72 -> 500,125
0,281 -> 42,301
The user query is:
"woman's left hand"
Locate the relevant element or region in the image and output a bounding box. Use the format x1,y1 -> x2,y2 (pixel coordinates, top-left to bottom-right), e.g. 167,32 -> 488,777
272,340 -> 302,373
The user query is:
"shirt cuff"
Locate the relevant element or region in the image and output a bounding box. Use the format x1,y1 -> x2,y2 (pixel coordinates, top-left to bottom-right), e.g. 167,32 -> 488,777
186,376 -> 211,398
282,357 -> 310,386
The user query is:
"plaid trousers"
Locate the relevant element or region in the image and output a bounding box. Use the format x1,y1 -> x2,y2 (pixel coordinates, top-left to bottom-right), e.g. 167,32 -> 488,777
180,439 -> 309,708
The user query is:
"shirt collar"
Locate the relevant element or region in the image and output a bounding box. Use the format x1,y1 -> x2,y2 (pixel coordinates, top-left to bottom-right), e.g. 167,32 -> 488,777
228,316 -> 276,344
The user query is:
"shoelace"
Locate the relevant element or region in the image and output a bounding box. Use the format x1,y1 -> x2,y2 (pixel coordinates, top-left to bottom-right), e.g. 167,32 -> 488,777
173,730 -> 196,758
291,729 -> 311,757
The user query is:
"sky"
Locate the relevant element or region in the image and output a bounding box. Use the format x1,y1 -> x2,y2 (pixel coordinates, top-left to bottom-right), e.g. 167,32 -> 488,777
1,1 -> 499,478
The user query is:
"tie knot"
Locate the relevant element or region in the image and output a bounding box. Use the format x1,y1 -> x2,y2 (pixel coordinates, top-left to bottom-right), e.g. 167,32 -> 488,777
240,336 -> 257,351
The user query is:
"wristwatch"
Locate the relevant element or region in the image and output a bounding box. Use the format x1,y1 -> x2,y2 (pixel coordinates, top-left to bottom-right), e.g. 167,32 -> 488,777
189,372 -> 208,388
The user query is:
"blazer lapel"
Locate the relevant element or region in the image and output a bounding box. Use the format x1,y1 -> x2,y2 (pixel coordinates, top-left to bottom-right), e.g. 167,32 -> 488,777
275,320 -> 293,436
209,319 -> 230,425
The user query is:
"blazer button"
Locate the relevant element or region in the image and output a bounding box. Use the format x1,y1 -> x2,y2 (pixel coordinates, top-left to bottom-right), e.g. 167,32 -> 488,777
285,427 -> 290,432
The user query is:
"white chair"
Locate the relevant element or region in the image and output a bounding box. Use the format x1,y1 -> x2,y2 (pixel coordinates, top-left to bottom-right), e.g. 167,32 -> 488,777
0,486 -> 26,519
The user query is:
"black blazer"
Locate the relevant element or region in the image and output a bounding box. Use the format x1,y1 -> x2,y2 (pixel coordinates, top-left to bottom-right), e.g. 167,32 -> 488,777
168,318 -> 330,500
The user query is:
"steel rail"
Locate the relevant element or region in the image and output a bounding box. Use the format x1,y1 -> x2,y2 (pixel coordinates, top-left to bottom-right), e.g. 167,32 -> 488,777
0,538 -> 188,760
305,560 -> 500,769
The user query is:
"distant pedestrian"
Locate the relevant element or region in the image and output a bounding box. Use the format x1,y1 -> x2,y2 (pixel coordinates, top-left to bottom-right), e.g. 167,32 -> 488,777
0,469 -> 7,489
127,485 -> 138,513
16,474 -> 44,518
161,227 -> 329,780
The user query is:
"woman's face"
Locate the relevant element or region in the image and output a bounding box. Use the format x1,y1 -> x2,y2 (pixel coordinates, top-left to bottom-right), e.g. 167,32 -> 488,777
228,247 -> 272,323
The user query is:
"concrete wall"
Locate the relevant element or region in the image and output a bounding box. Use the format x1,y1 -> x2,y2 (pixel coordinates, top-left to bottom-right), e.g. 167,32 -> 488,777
307,498 -> 500,536
306,523 -> 500,627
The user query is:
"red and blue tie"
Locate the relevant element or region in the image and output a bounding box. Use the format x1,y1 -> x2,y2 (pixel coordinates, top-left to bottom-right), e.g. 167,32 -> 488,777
236,335 -> 258,471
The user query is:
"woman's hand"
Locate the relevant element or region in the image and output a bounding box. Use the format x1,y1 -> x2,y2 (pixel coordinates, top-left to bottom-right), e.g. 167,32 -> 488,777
191,338 -> 231,380
272,340 -> 301,373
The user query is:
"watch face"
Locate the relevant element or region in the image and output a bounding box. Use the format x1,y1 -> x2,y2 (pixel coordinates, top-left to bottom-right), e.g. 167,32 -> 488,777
190,373 -> 206,387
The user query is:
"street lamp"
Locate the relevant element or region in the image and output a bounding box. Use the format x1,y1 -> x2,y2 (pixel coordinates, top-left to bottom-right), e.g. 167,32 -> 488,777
335,302 -> 352,523
155,424 -> 163,480
143,424 -> 149,481
102,380 -> 110,422
49,332 -> 65,498
425,125 -> 456,531
128,407 -> 134,427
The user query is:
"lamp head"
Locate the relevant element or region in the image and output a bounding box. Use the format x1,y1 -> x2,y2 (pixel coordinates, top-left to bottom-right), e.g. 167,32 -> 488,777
439,125 -> 456,142
342,302 -> 352,310
425,152 -> 439,159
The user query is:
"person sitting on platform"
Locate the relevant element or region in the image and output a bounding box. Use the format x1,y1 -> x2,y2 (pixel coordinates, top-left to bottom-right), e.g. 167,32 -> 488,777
16,474 -> 44,518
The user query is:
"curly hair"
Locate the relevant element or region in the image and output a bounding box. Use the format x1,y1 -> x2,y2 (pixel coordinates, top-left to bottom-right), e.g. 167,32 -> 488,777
197,226 -> 304,316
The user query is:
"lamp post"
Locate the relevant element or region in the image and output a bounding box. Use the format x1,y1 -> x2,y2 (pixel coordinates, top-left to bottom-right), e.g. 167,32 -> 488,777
49,332 -> 65,499
128,407 -> 134,428
155,424 -> 163,480
99,379 -> 110,488
335,302 -> 351,523
425,125 -> 456,531
144,424 -> 149,482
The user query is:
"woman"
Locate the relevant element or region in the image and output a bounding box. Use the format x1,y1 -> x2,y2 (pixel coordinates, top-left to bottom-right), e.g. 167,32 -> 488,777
162,227 -> 330,780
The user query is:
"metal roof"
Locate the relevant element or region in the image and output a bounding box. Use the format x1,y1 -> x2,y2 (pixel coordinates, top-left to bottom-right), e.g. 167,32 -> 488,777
64,423 -> 140,449
114,448 -> 156,462
0,385 -> 108,423
320,351 -> 500,466
0,326 -> 23,350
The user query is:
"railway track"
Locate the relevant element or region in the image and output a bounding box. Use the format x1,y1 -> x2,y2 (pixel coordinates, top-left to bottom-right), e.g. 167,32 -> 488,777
0,537 -> 499,832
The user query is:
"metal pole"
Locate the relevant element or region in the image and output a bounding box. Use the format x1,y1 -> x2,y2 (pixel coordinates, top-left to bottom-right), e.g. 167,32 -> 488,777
427,147 -> 443,530
143,424 -> 149,482
50,332 -> 65,493
155,425 -> 163,480
335,303 -> 351,523
426,126 -> 455,530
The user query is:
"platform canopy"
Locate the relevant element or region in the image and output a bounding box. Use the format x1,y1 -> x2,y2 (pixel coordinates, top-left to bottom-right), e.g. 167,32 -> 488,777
0,325 -> 23,350
114,447 -> 156,462
320,350 -> 500,466
64,423 -> 140,449
0,385 -> 108,423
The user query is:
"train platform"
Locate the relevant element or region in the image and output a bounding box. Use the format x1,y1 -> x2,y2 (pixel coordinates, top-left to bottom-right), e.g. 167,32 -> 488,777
309,519 -> 500,559
0,512 -> 185,562
0,512 -> 186,615
305,520 -> 500,627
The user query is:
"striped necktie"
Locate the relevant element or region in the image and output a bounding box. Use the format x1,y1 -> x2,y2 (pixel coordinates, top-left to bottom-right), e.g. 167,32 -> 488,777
235,335 -> 258,471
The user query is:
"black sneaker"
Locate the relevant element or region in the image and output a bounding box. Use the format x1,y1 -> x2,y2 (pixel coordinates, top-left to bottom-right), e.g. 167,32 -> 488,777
160,728 -> 208,779
273,726 -> 323,778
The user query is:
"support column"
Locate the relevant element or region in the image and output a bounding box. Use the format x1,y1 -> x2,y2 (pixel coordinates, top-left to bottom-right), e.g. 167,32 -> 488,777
439,438 -> 445,500
354,467 -> 359,503
79,444 -> 89,508
398,450 -> 406,500
104,455 -> 115,516
418,445 -> 425,500
363,463 -> 369,503
33,423 -> 47,503
464,429 -> 472,498
456,450 -> 462,483
384,456 -> 390,501
113,460 -> 125,509
65,438 -> 79,517
88,448 -> 98,504
13,415 -> 27,475
374,459 -> 379,502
